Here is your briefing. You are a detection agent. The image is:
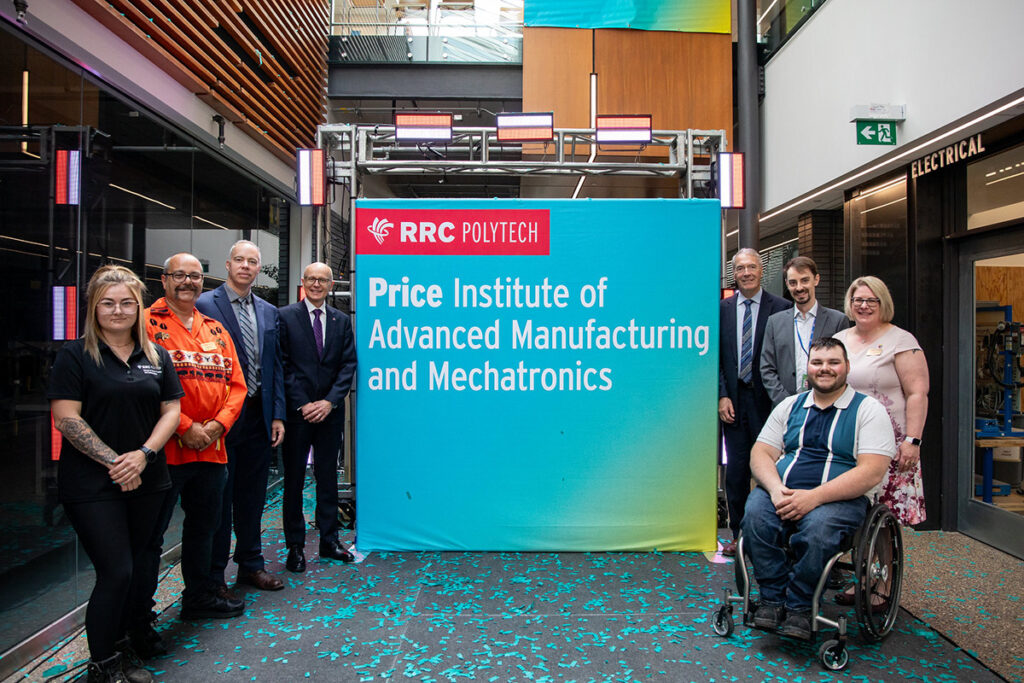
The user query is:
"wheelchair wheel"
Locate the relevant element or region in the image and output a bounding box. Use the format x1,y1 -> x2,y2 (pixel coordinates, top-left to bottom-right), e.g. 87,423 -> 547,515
711,605 -> 734,637
853,504 -> 903,641
818,639 -> 849,671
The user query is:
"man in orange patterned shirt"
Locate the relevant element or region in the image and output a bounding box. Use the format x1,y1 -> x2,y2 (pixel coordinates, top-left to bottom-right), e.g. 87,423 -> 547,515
132,253 -> 247,648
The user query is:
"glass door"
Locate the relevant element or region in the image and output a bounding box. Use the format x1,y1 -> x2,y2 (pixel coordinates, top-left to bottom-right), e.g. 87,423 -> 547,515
957,233 -> 1024,558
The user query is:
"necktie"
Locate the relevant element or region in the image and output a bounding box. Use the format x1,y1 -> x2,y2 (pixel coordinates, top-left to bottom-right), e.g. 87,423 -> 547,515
740,299 -> 753,384
237,296 -> 259,396
313,308 -> 324,358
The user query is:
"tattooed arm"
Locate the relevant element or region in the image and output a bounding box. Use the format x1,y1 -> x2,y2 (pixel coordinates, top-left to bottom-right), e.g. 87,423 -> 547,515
51,399 -> 117,467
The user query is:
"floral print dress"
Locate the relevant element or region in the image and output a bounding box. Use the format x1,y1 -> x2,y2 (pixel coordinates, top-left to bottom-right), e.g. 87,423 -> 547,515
834,325 -> 927,525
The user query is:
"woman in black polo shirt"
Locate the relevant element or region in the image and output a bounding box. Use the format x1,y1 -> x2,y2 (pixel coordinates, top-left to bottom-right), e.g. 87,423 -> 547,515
48,265 -> 183,683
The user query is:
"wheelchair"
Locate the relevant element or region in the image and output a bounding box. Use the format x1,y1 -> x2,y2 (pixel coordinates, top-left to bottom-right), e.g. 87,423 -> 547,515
710,503 -> 903,671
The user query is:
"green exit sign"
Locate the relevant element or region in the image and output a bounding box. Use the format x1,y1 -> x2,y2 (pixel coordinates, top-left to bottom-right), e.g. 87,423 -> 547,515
856,120 -> 897,146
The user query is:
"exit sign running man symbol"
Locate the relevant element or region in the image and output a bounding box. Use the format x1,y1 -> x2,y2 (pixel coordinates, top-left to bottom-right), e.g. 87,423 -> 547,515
856,120 -> 897,146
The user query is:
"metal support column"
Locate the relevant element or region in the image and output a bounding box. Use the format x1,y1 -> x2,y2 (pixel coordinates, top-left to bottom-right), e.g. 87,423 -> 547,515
736,0 -> 761,250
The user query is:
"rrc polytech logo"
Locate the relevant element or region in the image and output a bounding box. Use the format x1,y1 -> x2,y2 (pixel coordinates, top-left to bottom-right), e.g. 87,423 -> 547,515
355,208 -> 550,255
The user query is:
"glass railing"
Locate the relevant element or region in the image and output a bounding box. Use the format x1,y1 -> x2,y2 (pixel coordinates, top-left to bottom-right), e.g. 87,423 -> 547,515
758,0 -> 827,58
330,0 -> 523,63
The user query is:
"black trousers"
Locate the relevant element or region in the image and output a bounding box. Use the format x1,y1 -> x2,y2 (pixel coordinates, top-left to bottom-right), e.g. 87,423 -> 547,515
137,461 -> 227,618
282,415 -> 343,547
722,384 -> 768,538
211,393 -> 273,583
64,492 -> 166,661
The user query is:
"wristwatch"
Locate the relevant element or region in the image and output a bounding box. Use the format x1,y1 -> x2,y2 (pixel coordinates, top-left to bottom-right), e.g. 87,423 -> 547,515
905,436 -> 922,446
140,446 -> 157,463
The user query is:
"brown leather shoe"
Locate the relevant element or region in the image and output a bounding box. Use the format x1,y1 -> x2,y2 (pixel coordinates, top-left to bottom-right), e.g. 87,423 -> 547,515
720,540 -> 737,557
236,569 -> 285,591
216,583 -> 241,602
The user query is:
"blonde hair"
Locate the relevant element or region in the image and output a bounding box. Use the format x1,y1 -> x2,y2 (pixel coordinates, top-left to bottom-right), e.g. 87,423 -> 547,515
83,265 -> 160,366
843,276 -> 895,323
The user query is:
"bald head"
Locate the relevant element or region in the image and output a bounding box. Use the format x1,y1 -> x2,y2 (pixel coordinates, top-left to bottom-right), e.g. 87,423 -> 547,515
161,253 -> 204,315
302,262 -> 334,306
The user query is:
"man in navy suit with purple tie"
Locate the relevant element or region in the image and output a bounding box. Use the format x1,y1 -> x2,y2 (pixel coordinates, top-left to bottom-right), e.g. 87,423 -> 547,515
718,248 -> 789,556
278,262 -> 357,572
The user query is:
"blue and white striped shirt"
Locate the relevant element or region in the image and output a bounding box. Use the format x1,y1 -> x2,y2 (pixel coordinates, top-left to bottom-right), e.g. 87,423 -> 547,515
756,385 -> 896,497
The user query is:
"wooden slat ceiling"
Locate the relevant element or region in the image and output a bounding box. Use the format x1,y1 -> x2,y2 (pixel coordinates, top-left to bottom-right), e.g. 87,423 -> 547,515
70,0 -> 329,163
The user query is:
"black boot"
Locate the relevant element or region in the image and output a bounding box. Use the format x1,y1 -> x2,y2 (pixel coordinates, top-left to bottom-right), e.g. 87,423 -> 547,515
86,653 -> 128,683
127,620 -> 167,659
114,637 -> 155,683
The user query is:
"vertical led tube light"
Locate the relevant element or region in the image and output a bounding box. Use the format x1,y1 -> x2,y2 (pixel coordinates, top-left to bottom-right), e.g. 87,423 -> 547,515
297,148 -> 326,206
52,285 -> 77,340
54,150 -> 81,205
718,152 -> 745,209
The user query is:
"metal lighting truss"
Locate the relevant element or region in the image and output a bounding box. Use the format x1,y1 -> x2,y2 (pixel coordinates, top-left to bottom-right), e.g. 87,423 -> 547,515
316,123 -> 728,199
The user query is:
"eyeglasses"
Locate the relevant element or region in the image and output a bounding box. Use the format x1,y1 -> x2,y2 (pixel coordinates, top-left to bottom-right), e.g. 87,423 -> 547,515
303,277 -> 332,285
851,297 -> 881,308
97,300 -> 139,312
165,271 -> 204,283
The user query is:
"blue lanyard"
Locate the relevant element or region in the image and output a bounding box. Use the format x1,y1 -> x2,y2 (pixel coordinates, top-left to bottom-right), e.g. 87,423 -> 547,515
794,313 -> 816,355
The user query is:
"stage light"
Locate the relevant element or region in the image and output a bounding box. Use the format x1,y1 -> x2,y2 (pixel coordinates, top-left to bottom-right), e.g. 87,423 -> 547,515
394,112 -> 454,143
55,150 -> 81,205
496,112 -> 554,142
595,115 -> 652,144
297,148 -> 326,206
52,285 -> 77,340
718,152 -> 745,209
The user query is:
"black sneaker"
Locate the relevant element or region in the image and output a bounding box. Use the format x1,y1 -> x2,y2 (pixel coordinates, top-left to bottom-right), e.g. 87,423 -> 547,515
86,653 -> 128,683
752,602 -> 784,630
180,591 -> 245,620
127,623 -> 167,659
777,611 -> 813,640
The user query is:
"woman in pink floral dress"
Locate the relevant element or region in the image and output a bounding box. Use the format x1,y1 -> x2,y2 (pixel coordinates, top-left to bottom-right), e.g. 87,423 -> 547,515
834,276 -> 930,526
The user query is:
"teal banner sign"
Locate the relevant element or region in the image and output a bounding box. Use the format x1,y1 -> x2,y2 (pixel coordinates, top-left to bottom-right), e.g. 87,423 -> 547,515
354,199 -> 720,551
525,0 -> 730,34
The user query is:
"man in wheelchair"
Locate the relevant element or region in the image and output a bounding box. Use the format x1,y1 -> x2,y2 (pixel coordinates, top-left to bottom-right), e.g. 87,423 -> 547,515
742,337 -> 896,640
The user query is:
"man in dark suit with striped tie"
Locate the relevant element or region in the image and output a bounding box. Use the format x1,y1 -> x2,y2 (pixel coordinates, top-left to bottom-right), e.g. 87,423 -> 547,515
718,248 -> 789,556
278,262 -> 358,572
196,240 -> 286,595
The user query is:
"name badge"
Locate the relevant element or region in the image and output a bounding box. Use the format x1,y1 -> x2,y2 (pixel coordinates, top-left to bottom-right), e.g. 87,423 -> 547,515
866,346 -> 883,356
201,341 -> 219,352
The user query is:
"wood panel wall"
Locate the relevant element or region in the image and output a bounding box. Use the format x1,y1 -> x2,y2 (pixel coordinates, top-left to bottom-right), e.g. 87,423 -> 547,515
523,26 -> 732,159
595,29 -> 731,140
69,0 -> 329,163
976,266 -> 1024,321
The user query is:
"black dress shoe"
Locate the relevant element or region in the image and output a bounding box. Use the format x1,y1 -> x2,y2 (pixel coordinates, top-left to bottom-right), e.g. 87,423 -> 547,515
180,591 -> 244,620
319,539 -> 355,563
286,544 -> 306,573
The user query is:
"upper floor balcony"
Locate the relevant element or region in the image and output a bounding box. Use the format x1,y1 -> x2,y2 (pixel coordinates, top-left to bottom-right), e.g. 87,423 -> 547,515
329,0 -> 523,64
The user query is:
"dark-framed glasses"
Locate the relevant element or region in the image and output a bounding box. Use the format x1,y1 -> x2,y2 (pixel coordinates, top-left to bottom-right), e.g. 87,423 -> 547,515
851,297 -> 881,308
166,271 -> 204,283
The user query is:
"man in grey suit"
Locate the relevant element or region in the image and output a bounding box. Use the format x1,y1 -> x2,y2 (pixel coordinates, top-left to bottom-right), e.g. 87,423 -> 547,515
197,240 -> 287,596
760,256 -> 851,406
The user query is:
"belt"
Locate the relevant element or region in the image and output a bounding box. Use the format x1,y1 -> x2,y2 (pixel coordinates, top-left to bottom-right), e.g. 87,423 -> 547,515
246,390 -> 262,404
738,379 -> 754,390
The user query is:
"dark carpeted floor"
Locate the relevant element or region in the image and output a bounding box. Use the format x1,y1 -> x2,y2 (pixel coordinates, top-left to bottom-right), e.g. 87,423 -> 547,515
8,488 -> 1015,683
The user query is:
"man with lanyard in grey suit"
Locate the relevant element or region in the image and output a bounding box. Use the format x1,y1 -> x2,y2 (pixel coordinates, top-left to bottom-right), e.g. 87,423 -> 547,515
760,256 -> 851,407
197,240 -> 286,599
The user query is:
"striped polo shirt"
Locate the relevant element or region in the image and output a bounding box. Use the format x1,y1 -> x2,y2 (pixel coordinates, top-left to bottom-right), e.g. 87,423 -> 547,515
757,385 -> 896,496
